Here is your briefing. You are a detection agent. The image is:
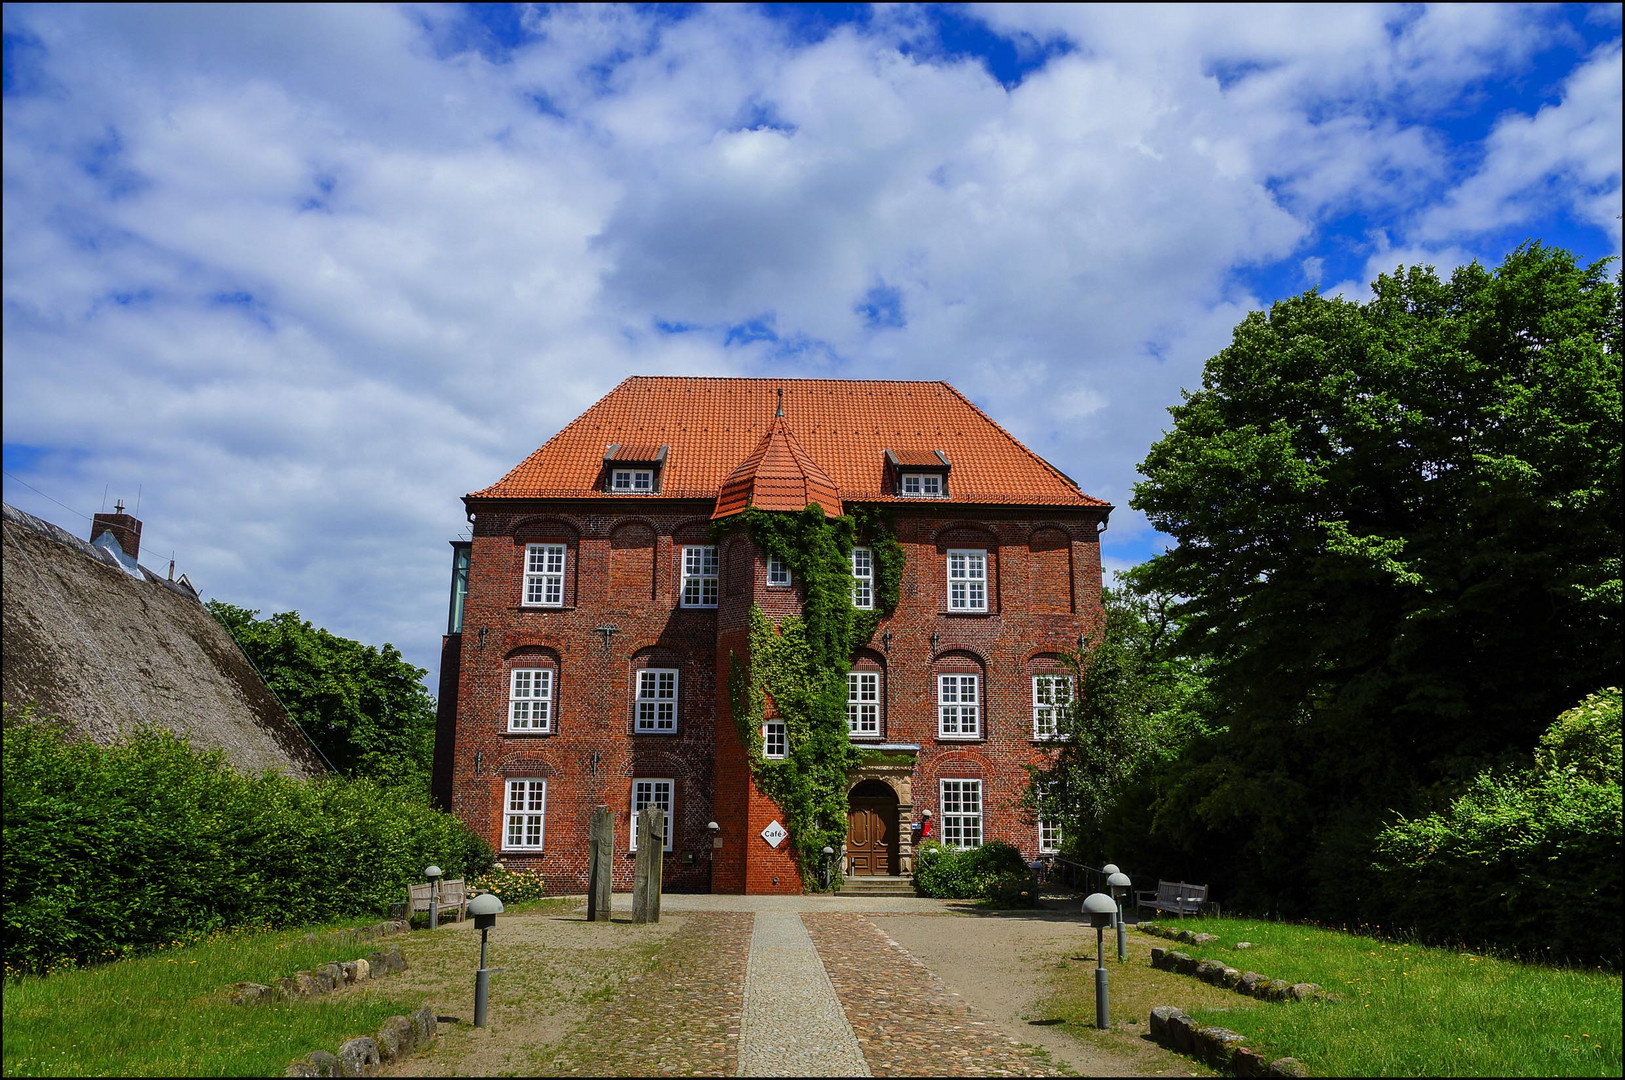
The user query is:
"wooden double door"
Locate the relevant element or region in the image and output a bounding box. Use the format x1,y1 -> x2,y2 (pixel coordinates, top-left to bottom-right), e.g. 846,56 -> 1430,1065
846,781 -> 899,876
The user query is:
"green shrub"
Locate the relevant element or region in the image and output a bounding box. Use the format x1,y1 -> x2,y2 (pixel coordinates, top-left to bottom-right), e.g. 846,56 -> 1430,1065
2,708 -> 492,975
472,864 -> 548,904
1371,690 -> 1623,966
912,840 -> 1030,899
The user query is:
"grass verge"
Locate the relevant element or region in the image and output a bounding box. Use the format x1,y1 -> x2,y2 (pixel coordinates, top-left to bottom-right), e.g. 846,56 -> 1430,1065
1052,917 -> 1621,1077
2,919 -> 423,1077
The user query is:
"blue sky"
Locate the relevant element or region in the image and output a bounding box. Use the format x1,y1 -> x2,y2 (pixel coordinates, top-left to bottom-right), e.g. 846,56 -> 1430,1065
3,3 -> 1620,682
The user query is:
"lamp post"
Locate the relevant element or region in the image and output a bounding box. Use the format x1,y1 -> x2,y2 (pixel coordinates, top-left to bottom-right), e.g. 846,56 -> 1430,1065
1083,892 -> 1118,1029
425,865 -> 443,930
468,893 -> 504,1028
1108,872 -> 1132,961
822,846 -> 836,890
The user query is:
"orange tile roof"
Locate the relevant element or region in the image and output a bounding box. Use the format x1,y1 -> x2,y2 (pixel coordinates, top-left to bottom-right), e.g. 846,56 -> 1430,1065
887,449 -> 949,467
713,414 -> 843,520
605,444 -> 666,462
470,377 -> 1108,509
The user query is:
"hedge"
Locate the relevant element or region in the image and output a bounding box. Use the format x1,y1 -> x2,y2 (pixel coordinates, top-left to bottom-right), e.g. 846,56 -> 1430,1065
3,708 -> 492,975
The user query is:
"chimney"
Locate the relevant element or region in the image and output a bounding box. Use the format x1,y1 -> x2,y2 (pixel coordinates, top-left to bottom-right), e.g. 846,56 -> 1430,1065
91,500 -> 142,561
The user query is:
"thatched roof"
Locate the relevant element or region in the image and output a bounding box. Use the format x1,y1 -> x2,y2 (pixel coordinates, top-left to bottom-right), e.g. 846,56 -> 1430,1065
2,503 -> 328,779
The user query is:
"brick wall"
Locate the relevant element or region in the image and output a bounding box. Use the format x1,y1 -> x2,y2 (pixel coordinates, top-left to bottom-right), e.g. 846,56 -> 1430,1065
440,497 -> 1105,893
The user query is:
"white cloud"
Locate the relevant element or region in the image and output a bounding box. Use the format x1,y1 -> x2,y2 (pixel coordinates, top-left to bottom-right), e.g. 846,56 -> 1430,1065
2,4 -> 1616,680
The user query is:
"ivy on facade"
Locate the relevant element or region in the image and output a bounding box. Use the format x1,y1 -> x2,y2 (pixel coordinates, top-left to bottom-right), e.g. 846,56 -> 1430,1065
717,504 -> 904,889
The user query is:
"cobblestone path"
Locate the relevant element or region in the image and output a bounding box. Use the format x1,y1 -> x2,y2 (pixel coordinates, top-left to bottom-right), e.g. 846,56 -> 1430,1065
541,911 -> 753,1077
737,912 -> 871,1077
803,913 -> 1067,1077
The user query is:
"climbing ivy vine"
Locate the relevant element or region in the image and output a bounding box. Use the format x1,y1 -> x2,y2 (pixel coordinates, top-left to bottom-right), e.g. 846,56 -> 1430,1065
715,504 -> 904,889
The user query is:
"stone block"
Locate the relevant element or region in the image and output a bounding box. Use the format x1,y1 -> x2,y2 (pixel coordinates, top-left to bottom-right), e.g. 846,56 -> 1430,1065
1267,1058 -> 1309,1077
294,972 -> 322,996
1233,1046 -> 1269,1077
1149,947 -> 1168,968
339,962 -> 358,984
1220,966 -> 1242,988
410,1005 -> 438,1045
284,1064 -> 318,1077
1195,959 -> 1226,983
1289,983 -> 1320,1001
1169,1012 -> 1198,1054
384,946 -> 407,973
320,963 -> 345,986
1234,941 -> 1254,950
366,951 -> 389,975
337,1037 -> 381,1077
1177,929 -> 1197,943
229,981 -> 272,1006
1238,971 -> 1267,995
353,959 -> 370,981
1195,1027 -> 1246,1068
1171,951 -> 1199,974
375,1015 -> 414,1062
306,1050 -> 341,1077
1191,932 -> 1220,945
1148,1005 -> 1182,1042
273,977 -> 304,1001
303,969 -> 336,994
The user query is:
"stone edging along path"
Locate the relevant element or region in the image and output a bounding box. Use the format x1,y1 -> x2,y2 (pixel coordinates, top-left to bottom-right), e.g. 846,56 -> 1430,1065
1147,1006 -> 1308,1077
1138,924 -> 1340,1005
226,943 -> 408,1005
284,1004 -> 439,1077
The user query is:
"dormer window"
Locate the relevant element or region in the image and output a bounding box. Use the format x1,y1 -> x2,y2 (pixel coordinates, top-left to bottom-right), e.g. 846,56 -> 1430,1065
603,444 -> 668,494
899,472 -> 944,497
886,449 -> 950,498
612,468 -> 655,493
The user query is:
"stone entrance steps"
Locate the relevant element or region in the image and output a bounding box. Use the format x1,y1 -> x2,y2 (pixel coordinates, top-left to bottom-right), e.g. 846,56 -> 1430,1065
837,875 -> 917,897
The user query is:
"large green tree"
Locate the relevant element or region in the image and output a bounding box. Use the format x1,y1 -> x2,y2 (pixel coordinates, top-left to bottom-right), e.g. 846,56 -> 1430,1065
207,603 -> 437,792
1131,243 -> 1621,916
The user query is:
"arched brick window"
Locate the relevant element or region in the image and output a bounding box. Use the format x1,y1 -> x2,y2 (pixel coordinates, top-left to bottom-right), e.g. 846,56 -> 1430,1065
505,647 -> 560,734
847,650 -> 886,740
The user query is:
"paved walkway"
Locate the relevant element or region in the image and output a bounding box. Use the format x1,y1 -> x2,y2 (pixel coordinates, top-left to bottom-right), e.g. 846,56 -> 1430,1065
737,913 -> 870,1077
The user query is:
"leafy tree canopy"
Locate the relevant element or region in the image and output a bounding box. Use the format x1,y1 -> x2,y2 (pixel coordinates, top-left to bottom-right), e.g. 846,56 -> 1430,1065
1130,243 -> 1622,915
207,602 -> 436,793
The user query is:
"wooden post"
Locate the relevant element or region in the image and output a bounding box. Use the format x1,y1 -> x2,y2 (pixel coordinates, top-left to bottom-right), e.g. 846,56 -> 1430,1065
587,805 -> 612,922
632,805 -> 665,924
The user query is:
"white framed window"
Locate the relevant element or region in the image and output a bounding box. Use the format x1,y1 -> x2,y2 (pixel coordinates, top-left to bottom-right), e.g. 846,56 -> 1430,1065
524,543 -> 566,607
1033,674 -> 1074,740
630,778 -> 674,852
508,668 -> 554,732
940,779 -> 983,848
937,674 -> 981,738
635,668 -> 679,733
611,468 -> 654,493
851,547 -> 873,609
504,779 -> 547,850
946,549 -> 987,612
681,545 -> 719,607
847,671 -> 880,737
767,556 -> 791,587
1038,783 -> 1062,854
900,472 -> 944,497
763,721 -> 787,759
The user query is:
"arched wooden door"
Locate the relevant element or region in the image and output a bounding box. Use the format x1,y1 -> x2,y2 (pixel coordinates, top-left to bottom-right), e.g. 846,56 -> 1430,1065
846,779 -> 899,876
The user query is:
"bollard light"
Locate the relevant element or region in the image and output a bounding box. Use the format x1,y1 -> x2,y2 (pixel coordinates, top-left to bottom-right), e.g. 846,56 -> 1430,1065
1108,872 -> 1132,961
1083,892 -> 1118,1029
707,821 -> 721,848
822,846 -> 836,890
425,865 -> 443,930
1102,863 -> 1120,875
468,893 -> 504,1028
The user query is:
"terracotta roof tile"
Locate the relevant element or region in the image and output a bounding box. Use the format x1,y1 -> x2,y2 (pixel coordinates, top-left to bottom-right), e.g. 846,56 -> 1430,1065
605,444 -> 666,462
713,415 -> 842,519
887,449 -> 949,467
470,377 -> 1108,509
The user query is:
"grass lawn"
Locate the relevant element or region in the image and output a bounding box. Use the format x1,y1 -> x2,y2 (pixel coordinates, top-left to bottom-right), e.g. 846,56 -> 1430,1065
2,919 -> 428,1077
1048,916 -> 1620,1078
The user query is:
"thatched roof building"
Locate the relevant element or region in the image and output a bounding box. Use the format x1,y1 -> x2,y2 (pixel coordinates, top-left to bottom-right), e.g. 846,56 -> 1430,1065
2,502 -> 327,778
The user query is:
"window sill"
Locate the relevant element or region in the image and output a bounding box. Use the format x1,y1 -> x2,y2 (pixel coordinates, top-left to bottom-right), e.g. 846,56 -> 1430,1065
939,609 -> 994,617
678,604 -> 719,611
632,729 -> 680,736
936,734 -> 985,742
515,604 -> 573,612
849,734 -> 885,741
501,848 -> 545,854
504,729 -> 554,737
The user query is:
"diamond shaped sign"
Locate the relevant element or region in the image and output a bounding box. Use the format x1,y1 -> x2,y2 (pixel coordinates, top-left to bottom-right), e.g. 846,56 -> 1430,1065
760,820 -> 788,848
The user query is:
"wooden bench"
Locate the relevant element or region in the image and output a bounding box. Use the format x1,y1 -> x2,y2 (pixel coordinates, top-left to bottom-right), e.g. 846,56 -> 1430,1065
1136,880 -> 1209,918
407,878 -> 468,923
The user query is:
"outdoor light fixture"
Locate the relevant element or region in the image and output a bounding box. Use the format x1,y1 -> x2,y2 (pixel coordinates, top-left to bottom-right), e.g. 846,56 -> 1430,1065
1083,892 -> 1119,1029
930,631 -> 940,655
707,821 -> 721,849
881,630 -> 892,653
1108,872 -> 1132,961
424,865 -> 443,930
822,845 -> 836,889
467,893 -> 504,1028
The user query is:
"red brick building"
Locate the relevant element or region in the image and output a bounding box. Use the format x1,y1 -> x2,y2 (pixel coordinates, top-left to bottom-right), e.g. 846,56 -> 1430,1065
432,377 -> 1110,893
